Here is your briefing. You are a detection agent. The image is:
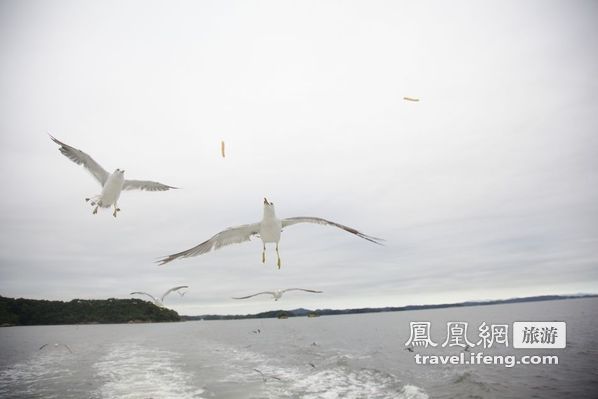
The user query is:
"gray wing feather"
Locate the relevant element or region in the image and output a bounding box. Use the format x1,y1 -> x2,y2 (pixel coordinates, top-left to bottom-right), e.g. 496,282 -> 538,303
49,134 -> 109,186
130,292 -> 157,302
160,286 -> 189,302
232,292 -> 275,300
123,180 -> 178,191
282,288 -> 323,294
158,223 -> 261,265
281,217 -> 384,244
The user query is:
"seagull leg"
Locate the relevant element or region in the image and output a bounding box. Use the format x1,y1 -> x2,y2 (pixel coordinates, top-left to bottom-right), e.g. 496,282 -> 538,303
112,204 -> 118,218
262,243 -> 266,264
92,205 -> 99,215
276,243 -> 281,269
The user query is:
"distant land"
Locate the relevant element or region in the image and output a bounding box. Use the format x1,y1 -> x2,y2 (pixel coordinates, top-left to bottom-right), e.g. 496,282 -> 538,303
182,294 -> 597,321
0,296 -> 180,326
1,294 -> 595,326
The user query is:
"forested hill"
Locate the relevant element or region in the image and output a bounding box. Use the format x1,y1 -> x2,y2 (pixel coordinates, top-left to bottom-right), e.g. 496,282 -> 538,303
0,296 -> 180,326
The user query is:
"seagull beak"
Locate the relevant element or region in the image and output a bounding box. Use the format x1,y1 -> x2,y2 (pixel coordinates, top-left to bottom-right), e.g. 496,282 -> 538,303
122,170 -> 125,173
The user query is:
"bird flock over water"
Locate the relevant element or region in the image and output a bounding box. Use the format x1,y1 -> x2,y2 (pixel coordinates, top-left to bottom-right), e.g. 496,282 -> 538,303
49,134 -> 384,310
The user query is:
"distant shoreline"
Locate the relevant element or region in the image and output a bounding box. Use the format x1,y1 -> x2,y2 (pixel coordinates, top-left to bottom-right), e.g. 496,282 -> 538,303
1,294 -> 595,326
182,294 -> 597,321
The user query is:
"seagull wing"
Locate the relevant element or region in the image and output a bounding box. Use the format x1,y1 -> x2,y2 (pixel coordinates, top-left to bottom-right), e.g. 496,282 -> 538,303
281,288 -> 323,294
281,217 -> 384,244
232,292 -> 275,300
130,292 -> 158,302
160,285 -> 189,302
157,223 -> 261,265
122,179 -> 178,191
49,134 -> 109,186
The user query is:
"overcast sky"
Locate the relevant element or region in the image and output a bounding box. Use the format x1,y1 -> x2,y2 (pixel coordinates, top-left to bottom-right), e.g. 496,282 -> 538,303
0,0 -> 596,315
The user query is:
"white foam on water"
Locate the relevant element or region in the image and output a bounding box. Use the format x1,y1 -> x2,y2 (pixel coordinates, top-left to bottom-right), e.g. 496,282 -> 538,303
0,350 -> 75,398
286,367 -> 428,399
399,384 -> 430,399
93,343 -> 205,399
203,341 -> 429,399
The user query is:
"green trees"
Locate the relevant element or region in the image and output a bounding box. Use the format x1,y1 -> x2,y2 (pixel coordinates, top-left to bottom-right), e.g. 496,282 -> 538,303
0,296 -> 180,326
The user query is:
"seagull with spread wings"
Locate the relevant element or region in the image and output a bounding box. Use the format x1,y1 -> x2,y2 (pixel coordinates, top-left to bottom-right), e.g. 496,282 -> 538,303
233,288 -> 323,301
130,285 -> 188,307
39,343 -> 73,353
158,198 -> 383,268
49,134 -> 177,217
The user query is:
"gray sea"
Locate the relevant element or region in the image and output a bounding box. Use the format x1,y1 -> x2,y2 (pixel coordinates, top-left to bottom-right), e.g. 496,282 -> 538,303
1,297 -> 596,398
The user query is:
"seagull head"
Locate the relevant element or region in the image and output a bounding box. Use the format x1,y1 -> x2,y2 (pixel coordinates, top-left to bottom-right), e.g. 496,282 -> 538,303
114,168 -> 125,175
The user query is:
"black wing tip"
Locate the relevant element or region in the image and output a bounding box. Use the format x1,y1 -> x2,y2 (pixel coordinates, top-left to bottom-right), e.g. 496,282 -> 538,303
155,256 -> 173,266
360,234 -> 385,245
48,132 -> 61,144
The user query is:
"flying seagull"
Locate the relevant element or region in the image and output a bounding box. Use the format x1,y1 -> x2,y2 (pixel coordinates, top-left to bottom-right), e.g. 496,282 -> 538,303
253,369 -> 281,382
233,288 -> 323,301
158,198 -> 383,268
49,134 -> 177,217
39,343 -> 73,353
130,286 -> 189,307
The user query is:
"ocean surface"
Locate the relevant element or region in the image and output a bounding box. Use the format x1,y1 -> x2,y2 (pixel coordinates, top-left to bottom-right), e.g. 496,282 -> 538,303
0,297 -> 596,398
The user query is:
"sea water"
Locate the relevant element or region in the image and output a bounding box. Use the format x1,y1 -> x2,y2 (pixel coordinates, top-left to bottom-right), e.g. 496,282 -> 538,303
1,297 -> 596,398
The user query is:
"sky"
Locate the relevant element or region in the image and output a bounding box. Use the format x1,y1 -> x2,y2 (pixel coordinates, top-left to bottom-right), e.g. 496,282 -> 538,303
0,0 -> 597,315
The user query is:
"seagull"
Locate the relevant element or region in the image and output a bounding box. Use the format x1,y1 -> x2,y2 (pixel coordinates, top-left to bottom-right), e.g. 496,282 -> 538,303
49,134 -> 177,217
130,286 -> 188,307
233,288 -> 323,301
253,369 -> 281,382
158,198 -> 383,268
39,343 -> 73,353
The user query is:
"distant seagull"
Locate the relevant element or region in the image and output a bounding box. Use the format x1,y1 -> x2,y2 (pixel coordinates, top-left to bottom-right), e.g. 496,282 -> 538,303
251,329 -> 261,334
130,286 -> 188,307
39,343 -> 73,353
233,288 -> 323,301
403,96 -> 420,102
253,369 -> 281,382
405,346 -> 414,353
49,134 -> 177,217
308,362 -> 316,368
158,198 -> 383,268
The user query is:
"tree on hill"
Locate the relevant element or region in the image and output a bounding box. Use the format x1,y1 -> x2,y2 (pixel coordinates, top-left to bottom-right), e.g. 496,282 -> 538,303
0,296 -> 180,326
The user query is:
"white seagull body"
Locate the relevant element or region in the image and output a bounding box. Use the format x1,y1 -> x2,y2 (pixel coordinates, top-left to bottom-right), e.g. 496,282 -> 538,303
49,134 -> 177,217
130,285 -> 188,307
233,288 -> 323,301
158,198 -> 383,268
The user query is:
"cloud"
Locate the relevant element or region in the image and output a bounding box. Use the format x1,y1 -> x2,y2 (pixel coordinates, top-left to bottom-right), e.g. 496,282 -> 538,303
0,0 -> 597,315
